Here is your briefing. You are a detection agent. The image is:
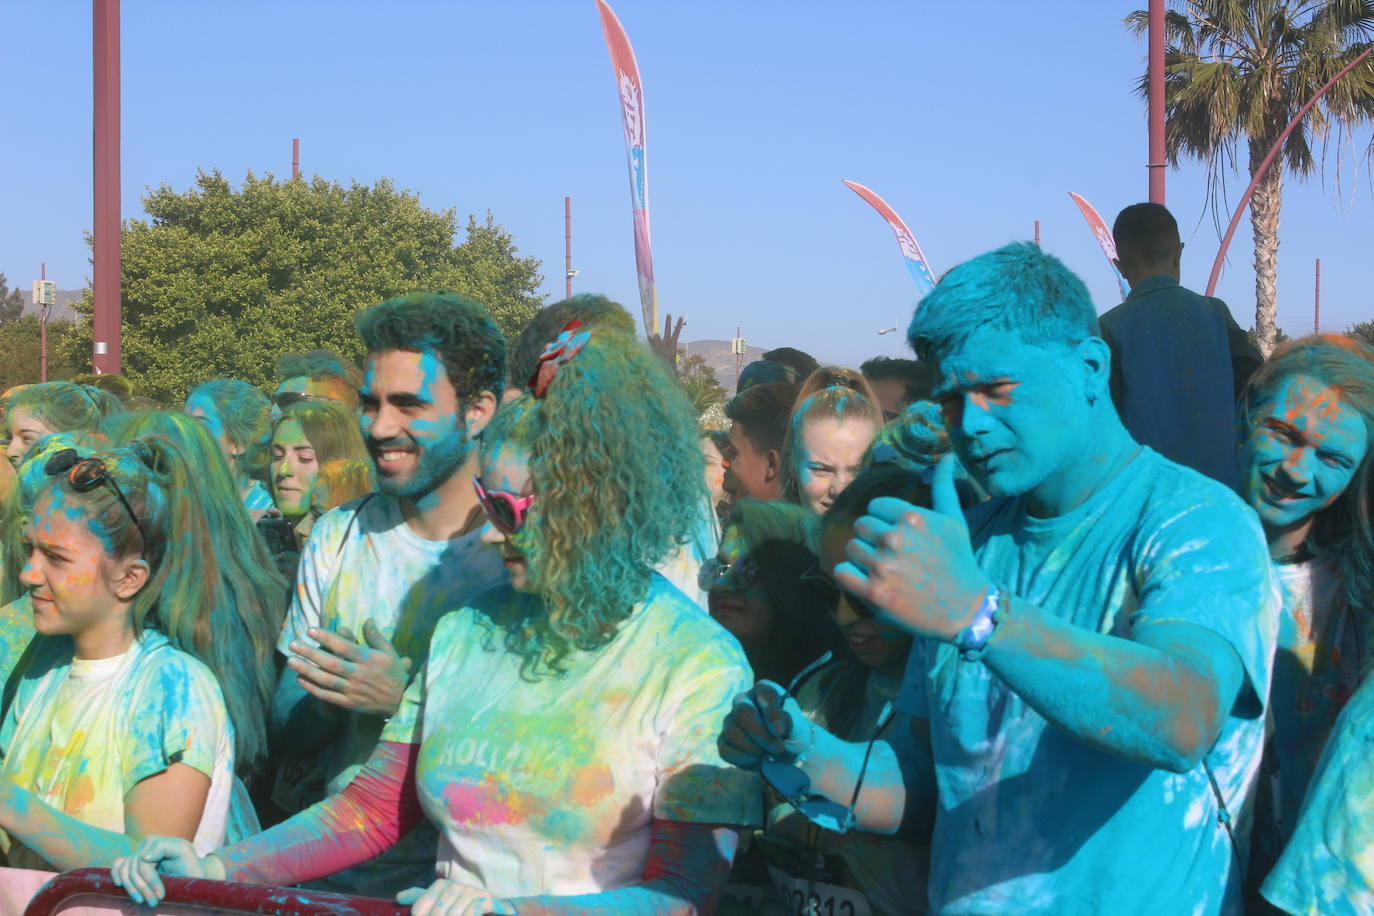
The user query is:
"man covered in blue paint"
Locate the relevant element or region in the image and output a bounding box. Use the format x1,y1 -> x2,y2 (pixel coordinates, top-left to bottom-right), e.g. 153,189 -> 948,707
719,243 -> 1279,915
1100,202 -> 1262,490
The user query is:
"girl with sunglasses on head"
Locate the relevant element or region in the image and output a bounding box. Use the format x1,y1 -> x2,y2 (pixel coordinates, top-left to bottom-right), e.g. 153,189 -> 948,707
185,380 -> 275,520
0,435 -> 250,874
707,499 -> 848,686
4,381 -> 123,471
115,322 -> 759,916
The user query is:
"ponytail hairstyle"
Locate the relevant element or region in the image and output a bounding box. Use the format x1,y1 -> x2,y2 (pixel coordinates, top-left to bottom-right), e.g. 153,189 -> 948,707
186,380 -> 273,485
796,366 -> 881,405
480,326 -> 706,676
1241,334 -> 1374,675
8,381 -> 124,436
779,385 -> 884,506
106,411 -> 286,775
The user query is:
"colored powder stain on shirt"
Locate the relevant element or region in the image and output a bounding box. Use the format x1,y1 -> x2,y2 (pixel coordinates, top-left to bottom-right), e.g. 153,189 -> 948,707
442,780 -> 529,827
898,448 -> 1278,916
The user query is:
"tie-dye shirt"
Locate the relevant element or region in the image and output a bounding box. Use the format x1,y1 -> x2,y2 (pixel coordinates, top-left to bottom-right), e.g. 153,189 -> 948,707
380,574 -> 759,897
1261,674 -> 1374,914
275,493 -> 506,894
0,631 -> 236,870
899,448 -> 1278,916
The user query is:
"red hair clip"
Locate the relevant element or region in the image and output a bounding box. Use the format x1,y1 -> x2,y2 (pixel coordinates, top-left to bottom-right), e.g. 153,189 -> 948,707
528,320 -> 591,397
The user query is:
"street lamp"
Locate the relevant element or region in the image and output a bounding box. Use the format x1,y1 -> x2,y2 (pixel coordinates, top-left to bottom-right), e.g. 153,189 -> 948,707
876,324 -> 900,357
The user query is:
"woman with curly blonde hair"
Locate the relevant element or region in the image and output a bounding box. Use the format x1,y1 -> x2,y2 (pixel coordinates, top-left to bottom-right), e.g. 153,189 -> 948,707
117,318 -> 759,916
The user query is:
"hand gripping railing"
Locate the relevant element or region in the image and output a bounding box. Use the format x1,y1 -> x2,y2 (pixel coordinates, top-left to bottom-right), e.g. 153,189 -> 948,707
23,868 -> 409,916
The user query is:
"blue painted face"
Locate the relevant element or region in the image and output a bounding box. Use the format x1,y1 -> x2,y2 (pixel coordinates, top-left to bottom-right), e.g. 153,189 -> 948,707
932,327 -> 1092,502
1241,374 -> 1369,531
359,349 -> 471,503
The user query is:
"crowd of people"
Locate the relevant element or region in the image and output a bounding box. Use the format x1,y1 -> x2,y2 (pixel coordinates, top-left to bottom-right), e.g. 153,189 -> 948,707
0,201 -> 1364,915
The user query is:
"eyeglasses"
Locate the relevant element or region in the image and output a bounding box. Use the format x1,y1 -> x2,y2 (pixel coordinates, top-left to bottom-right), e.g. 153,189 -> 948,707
760,651 -> 894,835
44,448 -> 150,552
473,475 -> 535,536
697,555 -> 759,593
274,391 -> 324,410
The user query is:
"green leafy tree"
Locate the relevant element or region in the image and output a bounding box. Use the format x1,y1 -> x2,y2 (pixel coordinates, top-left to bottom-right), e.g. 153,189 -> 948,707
0,274 -> 24,325
59,170 -> 544,402
1126,3 -> 1374,356
1348,319 -> 1374,348
0,317 -> 83,392
676,351 -> 727,417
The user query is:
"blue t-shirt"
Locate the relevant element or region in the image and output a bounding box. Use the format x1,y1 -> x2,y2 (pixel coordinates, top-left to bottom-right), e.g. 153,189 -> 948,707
1099,276 -> 1257,491
1261,674 -> 1374,914
897,447 -> 1278,915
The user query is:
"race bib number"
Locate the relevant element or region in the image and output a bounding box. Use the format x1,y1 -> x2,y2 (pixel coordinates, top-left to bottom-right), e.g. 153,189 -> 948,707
756,834 -> 872,916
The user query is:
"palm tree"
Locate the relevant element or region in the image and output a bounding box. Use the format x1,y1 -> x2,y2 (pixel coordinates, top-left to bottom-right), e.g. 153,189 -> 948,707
1126,1 -> 1374,355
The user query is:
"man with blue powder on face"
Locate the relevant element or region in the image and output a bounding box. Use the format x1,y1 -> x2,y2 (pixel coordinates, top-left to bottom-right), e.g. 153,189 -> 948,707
271,291 -> 506,896
718,242 -> 1279,915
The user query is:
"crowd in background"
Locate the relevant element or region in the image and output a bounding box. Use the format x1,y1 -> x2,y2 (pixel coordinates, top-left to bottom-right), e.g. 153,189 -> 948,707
0,202 -> 1365,915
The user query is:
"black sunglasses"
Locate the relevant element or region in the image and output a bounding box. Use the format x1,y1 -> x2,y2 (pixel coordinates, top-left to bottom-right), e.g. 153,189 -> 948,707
44,448 -> 150,551
274,391 -> 324,410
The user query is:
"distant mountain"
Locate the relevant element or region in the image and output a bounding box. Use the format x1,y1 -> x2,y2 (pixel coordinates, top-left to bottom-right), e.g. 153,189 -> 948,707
17,287 -> 83,322
681,338 -> 768,392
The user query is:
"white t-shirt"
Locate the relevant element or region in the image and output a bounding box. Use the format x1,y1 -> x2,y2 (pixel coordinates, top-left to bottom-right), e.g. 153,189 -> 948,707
0,632 -> 236,869
382,574 -> 759,897
653,498 -> 719,612
276,493 -> 506,895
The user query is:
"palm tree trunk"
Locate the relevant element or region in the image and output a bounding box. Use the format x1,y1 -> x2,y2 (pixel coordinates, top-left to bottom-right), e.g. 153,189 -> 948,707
1248,134 -> 1284,357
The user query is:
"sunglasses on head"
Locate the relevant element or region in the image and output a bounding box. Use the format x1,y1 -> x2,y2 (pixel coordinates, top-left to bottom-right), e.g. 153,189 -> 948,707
698,554 -> 759,593
274,392 -> 324,410
760,651 -> 894,835
44,448 -> 150,552
472,475 -> 535,536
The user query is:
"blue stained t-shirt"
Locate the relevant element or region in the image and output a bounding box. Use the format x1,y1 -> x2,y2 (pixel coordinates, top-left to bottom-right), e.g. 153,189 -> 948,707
1262,675 -> 1374,914
897,447 -> 1278,916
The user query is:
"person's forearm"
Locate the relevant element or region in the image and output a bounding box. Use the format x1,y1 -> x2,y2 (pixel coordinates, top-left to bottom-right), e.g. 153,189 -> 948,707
795,728 -> 920,836
218,740 -> 423,886
0,783 -> 136,870
505,823 -> 737,916
981,598 -> 1231,772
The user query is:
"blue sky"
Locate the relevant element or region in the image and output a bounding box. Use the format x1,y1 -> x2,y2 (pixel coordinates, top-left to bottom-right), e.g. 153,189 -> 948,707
3,0 -> 1371,370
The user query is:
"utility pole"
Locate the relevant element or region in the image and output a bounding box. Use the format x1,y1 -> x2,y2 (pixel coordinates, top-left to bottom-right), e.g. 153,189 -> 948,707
1315,258 -> 1321,334
32,265 -> 55,383
1034,220 -> 1041,248
1148,0 -> 1166,203
564,197 -> 574,299
92,0 -> 122,374
731,327 -> 746,389
292,137 -> 300,180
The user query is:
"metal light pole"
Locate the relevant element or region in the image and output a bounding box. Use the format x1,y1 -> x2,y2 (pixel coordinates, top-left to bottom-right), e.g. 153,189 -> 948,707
92,0 -> 121,375
877,324 -> 900,357
292,137 -> 300,180
1148,0 -> 1166,203
565,197 -> 574,299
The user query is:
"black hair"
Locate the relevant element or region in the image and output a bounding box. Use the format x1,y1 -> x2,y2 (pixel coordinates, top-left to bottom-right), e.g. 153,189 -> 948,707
507,294 -> 636,389
355,291 -> 506,404
859,357 -> 938,404
723,382 -> 799,455
763,347 -> 820,384
1112,202 -> 1181,266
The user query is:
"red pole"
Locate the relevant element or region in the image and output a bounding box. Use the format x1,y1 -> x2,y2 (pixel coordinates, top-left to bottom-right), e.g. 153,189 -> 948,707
1314,258 -> 1321,334
40,262 -> 48,382
1148,0 -> 1166,203
92,0 -> 121,375
564,196 -> 573,299
1034,220 -> 1041,247
292,137 -> 300,180
1206,46 -> 1374,296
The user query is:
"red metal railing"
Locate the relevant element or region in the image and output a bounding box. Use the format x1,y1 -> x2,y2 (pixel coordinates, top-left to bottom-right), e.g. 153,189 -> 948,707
23,868 -> 409,916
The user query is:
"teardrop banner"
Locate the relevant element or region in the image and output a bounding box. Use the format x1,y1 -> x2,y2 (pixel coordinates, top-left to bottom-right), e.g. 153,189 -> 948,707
841,180 -> 936,297
596,0 -> 658,336
1068,191 -> 1131,301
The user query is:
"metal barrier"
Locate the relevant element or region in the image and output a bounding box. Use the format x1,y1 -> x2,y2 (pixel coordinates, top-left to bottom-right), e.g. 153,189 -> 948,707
23,868 -> 409,916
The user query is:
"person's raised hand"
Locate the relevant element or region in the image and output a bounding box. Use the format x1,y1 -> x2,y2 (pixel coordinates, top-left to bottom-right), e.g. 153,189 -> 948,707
288,618 -> 413,716
111,836 -> 224,908
717,681 -> 811,770
397,880 -> 515,916
834,453 -> 991,642
647,312 -> 686,373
